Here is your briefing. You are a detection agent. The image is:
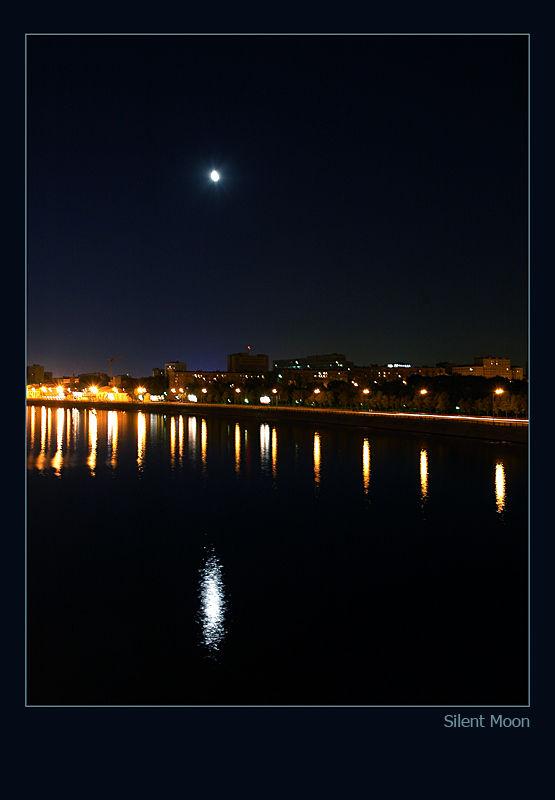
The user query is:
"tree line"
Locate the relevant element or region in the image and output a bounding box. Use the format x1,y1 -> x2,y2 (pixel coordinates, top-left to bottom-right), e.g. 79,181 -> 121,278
152,373 -> 528,418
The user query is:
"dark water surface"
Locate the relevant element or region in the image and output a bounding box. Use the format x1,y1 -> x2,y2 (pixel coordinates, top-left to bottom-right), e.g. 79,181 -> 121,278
26,405 -> 528,706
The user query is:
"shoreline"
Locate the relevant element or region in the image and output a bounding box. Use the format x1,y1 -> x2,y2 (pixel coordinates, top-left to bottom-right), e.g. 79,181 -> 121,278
27,399 -> 528,444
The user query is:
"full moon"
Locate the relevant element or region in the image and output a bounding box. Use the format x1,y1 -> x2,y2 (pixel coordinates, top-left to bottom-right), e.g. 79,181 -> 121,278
210,170 -> 220,182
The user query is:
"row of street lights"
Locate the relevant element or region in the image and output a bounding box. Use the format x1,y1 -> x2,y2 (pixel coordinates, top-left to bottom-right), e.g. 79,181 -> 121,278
28,382 -> 508,416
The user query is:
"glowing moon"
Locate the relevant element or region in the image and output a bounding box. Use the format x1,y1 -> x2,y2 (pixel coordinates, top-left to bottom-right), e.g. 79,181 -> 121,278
210,170 -> 220,182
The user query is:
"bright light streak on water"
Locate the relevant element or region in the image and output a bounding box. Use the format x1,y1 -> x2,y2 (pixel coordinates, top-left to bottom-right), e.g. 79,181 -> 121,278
199,551 -> 226,655
260,423 -> 270,469
170,415 -> 185,466
314,431 -> 321,487
41,406 -> 46,449
179,416 -> 184,462
170,416 -> 177,467
235,422 -> 241,474
201,419 -> 207,470
108,409 -> 118,467
45,407 -> 52,452
420,448 -> 428,502
188,416 -> 197,463
272,426 -> 277,480
29,405 -> 36,449
71,408 -> 80,447
88,410 -> 98,474
51,407 -> 64,476
362,438 -> 371,494
40,406 -> 46,436
34,406 -> 47,471
137,412 -> 146,472
495,462 -> 506,514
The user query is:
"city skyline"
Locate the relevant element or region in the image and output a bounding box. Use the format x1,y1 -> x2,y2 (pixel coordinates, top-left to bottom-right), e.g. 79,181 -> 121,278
26,34 -> 528,378
28,348 -> 526,382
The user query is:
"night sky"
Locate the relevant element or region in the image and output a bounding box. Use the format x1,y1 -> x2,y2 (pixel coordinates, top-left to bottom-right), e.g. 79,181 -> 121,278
26,34 -> 529,378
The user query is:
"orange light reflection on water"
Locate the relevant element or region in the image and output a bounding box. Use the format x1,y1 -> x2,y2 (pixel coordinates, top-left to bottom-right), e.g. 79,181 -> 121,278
420,448 -> 428,502
314,431 -> 321,487
188,417 -> 197,463
51,407 -> 65,475
495,462 -> 506,514
108,409 -> 118,467
260,423 -> 270,469
272,426 -> 277,480
201,419 -> 207,470
235,423 -> 241,474
137,412 -> 146,472
362,438 -> 371,494
87,410 -> 97,474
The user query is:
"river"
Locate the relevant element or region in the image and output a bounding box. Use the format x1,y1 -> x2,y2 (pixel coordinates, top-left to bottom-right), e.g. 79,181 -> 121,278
26,404 -> 528,706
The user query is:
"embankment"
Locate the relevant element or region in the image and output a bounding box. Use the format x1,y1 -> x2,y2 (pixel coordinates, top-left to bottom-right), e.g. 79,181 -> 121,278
27,399 -> 528,444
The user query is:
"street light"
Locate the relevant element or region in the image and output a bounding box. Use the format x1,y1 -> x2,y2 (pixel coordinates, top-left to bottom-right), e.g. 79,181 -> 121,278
493,388 -> 504,418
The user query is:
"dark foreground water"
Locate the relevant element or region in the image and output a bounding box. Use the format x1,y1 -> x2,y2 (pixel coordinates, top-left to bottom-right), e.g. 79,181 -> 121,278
26,405 -> 528,706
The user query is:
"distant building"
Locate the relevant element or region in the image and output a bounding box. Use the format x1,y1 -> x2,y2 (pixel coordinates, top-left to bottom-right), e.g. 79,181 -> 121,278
273,355 -> 430,385
277,368 -> 351,384
27,364 -> 44,384
165,361 -> 188,375
475,356 -> 512,377
273,353 -> 353,372
452,356 -> 523,380
56,375 -> 80,390
273,353 -> 353,383
349,365 -> 421,383
228,352 -> 269,373
166,369 -> 269,396
412,365 -> 447,378
112,374 -> 134,390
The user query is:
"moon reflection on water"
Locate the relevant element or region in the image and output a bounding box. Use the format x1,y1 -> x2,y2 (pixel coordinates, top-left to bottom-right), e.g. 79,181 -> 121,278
199,550 -> 226,655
